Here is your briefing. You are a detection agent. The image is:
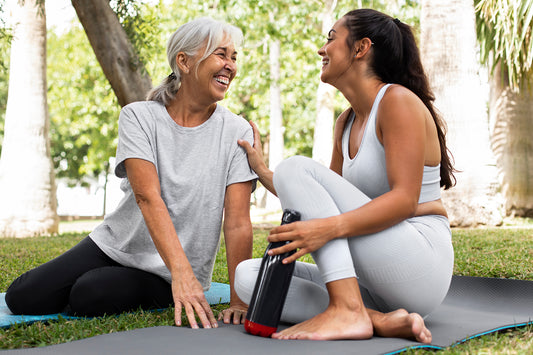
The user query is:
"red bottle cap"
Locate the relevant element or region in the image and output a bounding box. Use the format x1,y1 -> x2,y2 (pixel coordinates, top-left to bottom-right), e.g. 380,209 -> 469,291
244,319 -> 277,337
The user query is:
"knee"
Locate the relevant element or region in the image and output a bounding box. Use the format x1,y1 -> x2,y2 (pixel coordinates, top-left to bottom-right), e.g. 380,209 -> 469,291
5,277 -> 28,314
4,274 -> 52,315
274,156 -> 311,182
69,269 -> 112,316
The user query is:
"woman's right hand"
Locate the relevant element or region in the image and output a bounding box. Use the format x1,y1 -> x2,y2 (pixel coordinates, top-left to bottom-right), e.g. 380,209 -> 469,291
237,121 -> 267,175
172,268 -> 217,329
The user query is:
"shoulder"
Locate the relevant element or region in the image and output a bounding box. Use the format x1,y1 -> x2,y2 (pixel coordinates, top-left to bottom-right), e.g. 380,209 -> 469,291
378,85 -> 427,127
121,100 -> 163,116
379,85 -> 425,116
214,105 -> 251,132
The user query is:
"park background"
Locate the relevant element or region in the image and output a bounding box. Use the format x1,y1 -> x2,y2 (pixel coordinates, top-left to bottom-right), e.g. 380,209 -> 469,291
0,0 -> 532,236
0,1 -> 532,352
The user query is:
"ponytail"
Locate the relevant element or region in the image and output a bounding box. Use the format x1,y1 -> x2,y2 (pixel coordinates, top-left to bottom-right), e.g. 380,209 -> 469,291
146,72 -> 181,105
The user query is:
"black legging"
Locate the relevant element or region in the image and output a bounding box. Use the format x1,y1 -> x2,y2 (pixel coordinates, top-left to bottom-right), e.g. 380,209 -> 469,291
5,236 -> 173,316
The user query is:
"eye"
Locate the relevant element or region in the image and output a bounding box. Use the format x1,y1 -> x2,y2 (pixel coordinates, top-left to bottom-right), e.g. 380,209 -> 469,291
326,37 -> 333,43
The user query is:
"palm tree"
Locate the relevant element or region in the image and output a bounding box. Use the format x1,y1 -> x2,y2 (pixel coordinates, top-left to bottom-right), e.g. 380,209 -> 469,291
420,0 -> 503,226
475,0 -> 533,217
0,0 -> 59,237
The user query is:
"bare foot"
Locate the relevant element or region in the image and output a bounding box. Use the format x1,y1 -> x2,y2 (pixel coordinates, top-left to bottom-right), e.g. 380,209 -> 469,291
369,309 -> 432,344
271,305 -> 373,341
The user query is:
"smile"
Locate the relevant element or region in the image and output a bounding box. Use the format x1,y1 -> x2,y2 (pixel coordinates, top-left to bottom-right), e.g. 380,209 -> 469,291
215,76 -> 229,85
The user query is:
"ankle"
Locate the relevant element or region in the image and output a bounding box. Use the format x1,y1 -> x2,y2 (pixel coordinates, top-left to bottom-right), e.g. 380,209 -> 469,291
326,278 -> 367,313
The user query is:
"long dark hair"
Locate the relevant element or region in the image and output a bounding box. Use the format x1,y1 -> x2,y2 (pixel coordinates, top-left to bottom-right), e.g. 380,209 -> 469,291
343,9 -> 455,189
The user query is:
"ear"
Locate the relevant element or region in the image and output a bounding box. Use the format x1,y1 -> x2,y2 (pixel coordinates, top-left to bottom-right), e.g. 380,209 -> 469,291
353,38 -> 374,58
176,52 -> 191,75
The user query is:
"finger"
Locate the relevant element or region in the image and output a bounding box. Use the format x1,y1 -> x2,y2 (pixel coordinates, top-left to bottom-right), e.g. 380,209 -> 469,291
184,303 -> 199,329
175,301 -> 183,326
249,121 -> 261,139
192,300 -> 212,329
282,249 -> 307,264
203,301 -> 218,328
268,241 -> 298,256
223,309 -> 233,324
234,310 -> 245,325
237,139 -> 253,153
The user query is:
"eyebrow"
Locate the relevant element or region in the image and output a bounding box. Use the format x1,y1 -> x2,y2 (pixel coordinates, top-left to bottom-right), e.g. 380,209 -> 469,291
327,29 -> 337,37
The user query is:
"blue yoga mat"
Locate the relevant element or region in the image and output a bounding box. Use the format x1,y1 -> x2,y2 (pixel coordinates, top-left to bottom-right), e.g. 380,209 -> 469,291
0,282 -> 230,328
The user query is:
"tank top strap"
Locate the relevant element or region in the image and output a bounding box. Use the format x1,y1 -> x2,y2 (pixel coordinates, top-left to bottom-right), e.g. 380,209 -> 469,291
368,83 -> 392,128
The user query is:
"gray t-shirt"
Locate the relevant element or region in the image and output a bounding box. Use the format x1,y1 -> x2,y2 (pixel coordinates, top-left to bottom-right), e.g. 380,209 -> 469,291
90,101 -> 257,290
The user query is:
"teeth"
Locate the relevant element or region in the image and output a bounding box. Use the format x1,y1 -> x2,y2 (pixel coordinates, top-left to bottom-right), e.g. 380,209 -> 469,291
215,76 -> 229,84
322,60 -> 329,65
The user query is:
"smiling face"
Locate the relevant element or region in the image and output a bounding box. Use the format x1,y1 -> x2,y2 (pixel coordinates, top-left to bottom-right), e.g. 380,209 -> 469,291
180,36 -> 238,104
317,18 -> 354,86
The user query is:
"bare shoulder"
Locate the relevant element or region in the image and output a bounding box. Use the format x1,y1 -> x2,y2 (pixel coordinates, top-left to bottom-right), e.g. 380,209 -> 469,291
378,85 -> 427,124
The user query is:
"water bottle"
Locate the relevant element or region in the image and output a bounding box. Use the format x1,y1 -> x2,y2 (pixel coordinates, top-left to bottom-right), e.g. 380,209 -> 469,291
244,209 -> 301,337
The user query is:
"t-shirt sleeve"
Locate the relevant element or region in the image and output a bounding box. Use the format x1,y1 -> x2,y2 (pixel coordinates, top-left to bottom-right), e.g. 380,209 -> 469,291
114,105 -> 156,178
227,124 -> 258,188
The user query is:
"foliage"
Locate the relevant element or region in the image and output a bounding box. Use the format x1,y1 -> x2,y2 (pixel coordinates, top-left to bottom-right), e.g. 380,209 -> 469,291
110,0 -> 161,74
475,0 -> 533,91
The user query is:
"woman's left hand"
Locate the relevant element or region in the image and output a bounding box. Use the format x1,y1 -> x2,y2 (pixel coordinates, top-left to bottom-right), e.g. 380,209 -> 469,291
217,302 -> 248,324
267,218 -> 337,264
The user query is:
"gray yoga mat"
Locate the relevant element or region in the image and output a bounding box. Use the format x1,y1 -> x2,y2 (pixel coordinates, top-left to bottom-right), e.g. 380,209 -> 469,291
3,276 -> 533,355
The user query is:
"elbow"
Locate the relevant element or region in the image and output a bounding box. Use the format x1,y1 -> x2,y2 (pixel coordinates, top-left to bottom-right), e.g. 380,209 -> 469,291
397,191 -> 419,219
133,190 -> 158,210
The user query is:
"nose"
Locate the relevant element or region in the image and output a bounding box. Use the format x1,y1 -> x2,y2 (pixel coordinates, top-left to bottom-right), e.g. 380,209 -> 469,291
224,58 -> 237,73
318,44 -> 326,56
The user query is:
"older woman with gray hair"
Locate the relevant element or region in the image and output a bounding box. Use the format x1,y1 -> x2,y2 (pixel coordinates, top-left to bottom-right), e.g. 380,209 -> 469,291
6,17 -> 257,329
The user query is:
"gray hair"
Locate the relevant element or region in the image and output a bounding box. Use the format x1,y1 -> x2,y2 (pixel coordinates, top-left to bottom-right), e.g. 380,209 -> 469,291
146,17 -> 243,105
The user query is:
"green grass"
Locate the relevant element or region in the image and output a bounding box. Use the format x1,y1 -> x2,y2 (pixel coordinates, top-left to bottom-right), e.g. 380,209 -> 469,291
0,227 -> 532,352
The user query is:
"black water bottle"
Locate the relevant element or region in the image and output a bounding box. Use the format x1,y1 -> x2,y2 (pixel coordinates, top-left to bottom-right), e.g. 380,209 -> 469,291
244,209 -> 301,337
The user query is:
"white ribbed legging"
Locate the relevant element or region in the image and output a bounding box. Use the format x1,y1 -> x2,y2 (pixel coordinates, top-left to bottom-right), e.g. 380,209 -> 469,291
235,156 -> 454,324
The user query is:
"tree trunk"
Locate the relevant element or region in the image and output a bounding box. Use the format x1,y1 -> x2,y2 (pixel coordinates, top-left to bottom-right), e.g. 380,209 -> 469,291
71,0 -> 152,107
312,0 -> 337,167
420,0 -> 503,226
489,62 -> 533,217
265,39 -> 282,211
0,0 -> 59,237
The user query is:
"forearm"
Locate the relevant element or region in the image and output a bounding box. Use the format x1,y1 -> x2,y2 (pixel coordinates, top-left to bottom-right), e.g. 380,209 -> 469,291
224,223 -> 253,305
333,190 -> 418,240
136,197 -> 192,275
257,167 -> 277,197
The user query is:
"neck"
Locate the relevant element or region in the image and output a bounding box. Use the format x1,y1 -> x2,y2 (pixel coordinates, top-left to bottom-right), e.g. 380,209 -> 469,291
167,90 -> 217,127
339,77 -> 386,119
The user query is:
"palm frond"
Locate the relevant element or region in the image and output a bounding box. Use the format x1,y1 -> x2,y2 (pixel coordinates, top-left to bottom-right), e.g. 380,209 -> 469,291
475,0 -> 533,91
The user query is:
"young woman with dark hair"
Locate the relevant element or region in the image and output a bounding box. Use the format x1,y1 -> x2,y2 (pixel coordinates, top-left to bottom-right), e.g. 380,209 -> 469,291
235,8 -> 455,343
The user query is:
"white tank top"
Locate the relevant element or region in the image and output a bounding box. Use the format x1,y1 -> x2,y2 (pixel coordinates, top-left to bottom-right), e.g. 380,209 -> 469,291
341,84 -> 441,203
